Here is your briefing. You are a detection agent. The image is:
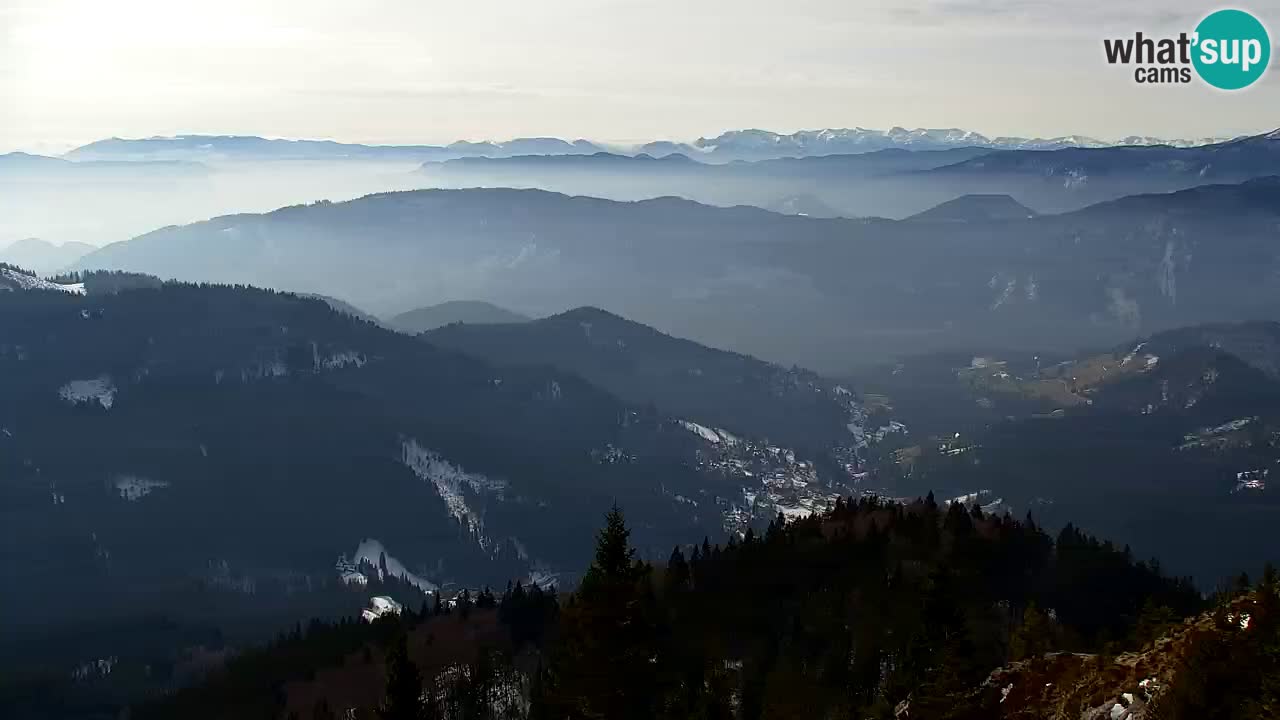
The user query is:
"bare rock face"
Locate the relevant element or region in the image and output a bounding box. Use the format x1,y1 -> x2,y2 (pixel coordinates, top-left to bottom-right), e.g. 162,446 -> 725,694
974,591 -> 1265,719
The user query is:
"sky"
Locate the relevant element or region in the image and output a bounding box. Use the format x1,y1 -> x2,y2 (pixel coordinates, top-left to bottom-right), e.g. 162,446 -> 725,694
2,0 -> 1279,154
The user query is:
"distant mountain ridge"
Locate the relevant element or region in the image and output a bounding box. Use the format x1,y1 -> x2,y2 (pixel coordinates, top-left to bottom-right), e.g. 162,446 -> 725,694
928,131 -> 1280,180
63,135 -> 610,163
906,131 -> 1280,214
0,151 -> 208,177
639,126 -> 1236,160
906,194 -> 1037,223
421,131 -> 1280,219
390,301 -> 531,334
70,177 -> 1280,371
0,238 -> 94,275
58,127 -> 1241,164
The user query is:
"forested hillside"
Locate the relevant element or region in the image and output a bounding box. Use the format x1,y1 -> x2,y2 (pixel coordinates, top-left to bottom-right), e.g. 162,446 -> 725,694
7,285 -> 1280,719
844,320 -> 1280,583
136,499 -> 1236,720
0,284 -> 714,687
424,306 -> 862,452
1,282 -> 888,719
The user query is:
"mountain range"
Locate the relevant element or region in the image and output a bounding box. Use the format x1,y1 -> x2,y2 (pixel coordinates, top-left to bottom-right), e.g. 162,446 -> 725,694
0,151 -> 220,246
8,129 -> 1275,249
0,151 -> 209,178
417,146 -> 992,217
421,130 -> 1280,218
57,127 -> 1235,165
0,283 -> 874,641
67,174 -> 1280,372
4,278 -> 1278,718
63,135 -> 608,164
639,126 -> 1234,160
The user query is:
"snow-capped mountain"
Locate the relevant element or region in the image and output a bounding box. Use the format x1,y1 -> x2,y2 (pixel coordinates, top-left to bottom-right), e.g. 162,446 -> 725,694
637,127 -> 1235,161
59,128 -> 1240,166
63,135 -> 609,163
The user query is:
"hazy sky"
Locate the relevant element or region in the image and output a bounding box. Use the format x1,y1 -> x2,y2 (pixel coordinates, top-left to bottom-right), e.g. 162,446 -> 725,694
2,0 -> 1278,153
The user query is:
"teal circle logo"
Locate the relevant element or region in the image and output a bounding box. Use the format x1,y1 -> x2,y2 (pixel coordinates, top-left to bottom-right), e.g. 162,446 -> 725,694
1193,9 -> 1271,90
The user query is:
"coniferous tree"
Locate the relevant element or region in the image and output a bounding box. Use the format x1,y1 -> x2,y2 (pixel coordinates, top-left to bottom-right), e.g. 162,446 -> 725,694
313,698 -> 337,720
459,589 -> 472,619
379,634 -> 424,720
1133,598 -> 1179,648
1009,603 -> 1054,662
665,546 -> 691,595
546,505 -> 664,720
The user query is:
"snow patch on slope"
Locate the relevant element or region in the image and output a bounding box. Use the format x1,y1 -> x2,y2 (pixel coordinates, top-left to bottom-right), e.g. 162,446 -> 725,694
310,342 -> 367,370
114,475 -> 169,501
529,567 -> 560,589
401,438 -> 506,548
679,420 -> 740,445
1233,468 -> 1268,493
322,350 -> 366,370
361,595 -> 404,623
352,538 -> 438,592
1179,416 -> 1256,450
59,376 -> 116,409
0,267 -> 85,293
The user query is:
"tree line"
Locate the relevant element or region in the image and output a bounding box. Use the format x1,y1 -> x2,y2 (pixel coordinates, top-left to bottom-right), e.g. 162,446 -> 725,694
151,493 -> 1237,719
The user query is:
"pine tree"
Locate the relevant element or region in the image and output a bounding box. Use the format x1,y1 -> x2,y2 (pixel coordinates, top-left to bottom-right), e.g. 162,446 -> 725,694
1009,603 -> 1054,662
545,505 -> 664,720
459,589 -> 472,620
1133,598 -> 1178,647
313,698 -> 337,720
586,505 -> 638,584
527,661 -> 550,720
379,634 -> 424,720
665,546 -> 691,594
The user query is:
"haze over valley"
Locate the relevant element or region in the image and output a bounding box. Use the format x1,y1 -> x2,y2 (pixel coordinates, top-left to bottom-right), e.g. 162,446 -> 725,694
1,127 -> 1264,247
19,129 -> 1275,375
